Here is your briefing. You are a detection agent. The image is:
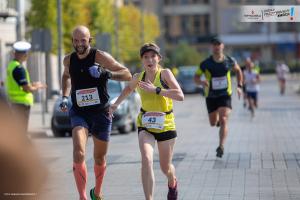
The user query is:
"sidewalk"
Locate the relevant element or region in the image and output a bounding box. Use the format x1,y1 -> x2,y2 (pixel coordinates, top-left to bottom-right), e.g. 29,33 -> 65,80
28,97 -> 55,137
35,74 -> 300,200
173,75 -> 300,200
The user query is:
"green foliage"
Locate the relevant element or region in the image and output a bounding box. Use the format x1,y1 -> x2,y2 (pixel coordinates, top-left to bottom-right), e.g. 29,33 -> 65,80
27,0 -> 161,65
143,13 -> 160,44
118,4 -> 160,66
86,0 -> 114,41
118,4 -> 141,64
165,42 -> 205,67
27,0 -> 90,53
26,0 -> 57,52
61,0 -> 90,53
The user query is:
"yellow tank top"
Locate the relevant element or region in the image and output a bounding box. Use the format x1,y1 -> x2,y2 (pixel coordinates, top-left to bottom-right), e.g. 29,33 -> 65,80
136,68 -> 176,133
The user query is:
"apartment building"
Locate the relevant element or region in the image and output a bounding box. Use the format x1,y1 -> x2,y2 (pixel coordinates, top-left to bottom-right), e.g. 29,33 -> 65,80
161,0 -> 299,66
218,0 -> 299,65
0,0 -> 18,87
163,0 -> 212,45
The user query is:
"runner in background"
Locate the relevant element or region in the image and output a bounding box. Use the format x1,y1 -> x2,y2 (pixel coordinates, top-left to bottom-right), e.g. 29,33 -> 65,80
276,61 -> 290,95
244,60 -> 260,118
194,37 -> 243,158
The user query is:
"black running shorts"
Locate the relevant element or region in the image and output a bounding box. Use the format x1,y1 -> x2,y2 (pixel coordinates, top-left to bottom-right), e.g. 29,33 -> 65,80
138,127 -> 177,142
206,95 -> 232,113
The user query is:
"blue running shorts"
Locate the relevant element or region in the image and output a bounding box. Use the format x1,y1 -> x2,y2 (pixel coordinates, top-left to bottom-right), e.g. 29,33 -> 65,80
69,108 -> 112,141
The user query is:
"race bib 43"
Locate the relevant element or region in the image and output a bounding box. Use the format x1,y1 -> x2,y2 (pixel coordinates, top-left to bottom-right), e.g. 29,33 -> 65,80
142,112 -> 166,130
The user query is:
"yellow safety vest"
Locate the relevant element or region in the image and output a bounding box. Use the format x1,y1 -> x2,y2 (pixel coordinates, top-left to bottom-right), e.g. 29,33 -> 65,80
5,60 -> 33,106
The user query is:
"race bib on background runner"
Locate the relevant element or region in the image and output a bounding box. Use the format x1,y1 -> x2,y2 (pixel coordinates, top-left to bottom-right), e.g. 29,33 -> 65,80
212,76 -> 228,90
76,87 -> 101,107
142,112 -> 166,130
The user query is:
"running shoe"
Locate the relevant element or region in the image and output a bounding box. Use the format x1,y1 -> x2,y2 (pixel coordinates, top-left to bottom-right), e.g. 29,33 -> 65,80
216,146 -> 224,158
167,180 -> 178,200
90,188 -> 103,200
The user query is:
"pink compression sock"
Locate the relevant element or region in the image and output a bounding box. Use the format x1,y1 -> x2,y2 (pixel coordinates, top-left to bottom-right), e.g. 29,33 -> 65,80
73,162 -> 88,200
94,163 -> 106,196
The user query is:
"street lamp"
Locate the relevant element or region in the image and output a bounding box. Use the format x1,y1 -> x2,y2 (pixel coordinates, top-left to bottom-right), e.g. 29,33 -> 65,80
114,0 -> 120,60
57,0 -> 62,87
140,0 -> 145,45
295,0 -> 299,70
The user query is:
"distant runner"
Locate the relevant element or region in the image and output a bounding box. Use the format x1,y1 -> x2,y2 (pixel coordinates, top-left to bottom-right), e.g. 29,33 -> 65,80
194,37 -> 243,158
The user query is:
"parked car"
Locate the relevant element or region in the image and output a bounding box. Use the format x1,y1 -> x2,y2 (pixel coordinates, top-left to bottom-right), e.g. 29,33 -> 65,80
51,80 -> 141,137
176,66 -> 203,94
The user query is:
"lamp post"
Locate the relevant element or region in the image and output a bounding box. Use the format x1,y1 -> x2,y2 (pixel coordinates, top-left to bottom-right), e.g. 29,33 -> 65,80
295,0 -> 299,70
140,0 -> 145,45
114,0 -> 120,60
57,0 -> 62,87
16,0 -> 24,40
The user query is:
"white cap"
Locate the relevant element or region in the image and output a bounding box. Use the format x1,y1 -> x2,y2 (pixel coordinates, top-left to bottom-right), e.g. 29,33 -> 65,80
13,41 -> 31,52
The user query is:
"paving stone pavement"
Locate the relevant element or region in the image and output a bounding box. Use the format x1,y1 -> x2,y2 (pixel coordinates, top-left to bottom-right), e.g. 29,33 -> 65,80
173,75 -> 300,200
34,75 -> 300,200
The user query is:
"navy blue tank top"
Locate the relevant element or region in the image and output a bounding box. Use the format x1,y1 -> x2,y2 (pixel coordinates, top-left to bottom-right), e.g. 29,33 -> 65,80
69,48 -> 109,113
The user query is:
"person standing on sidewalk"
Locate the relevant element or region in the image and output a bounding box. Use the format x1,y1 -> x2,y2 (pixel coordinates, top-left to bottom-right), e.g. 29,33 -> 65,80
244,60 -> 260,118
109,43 -> 184,200
60,25 -> 131,200
194,37 -> 243,158
5,41 -> 47,133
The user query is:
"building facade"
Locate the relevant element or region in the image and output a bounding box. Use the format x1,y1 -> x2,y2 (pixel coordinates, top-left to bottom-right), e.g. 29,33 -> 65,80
0,0 -> 18,88
161,0 -> 300,68
218,0 -> 300,68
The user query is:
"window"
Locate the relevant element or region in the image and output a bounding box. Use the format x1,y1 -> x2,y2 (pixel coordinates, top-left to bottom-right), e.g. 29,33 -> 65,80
108,80 -> 122,94
196,14 -> 210,35
193,15 -> 201,34
245,0 -> 260,4
204,14 -> 210,34
277,23 -> 296,32
229,0 -> 242,4
181,15 -> 189,35
179,0 -> 189,4
164,0 -> 172,5
188,0 -> 209,3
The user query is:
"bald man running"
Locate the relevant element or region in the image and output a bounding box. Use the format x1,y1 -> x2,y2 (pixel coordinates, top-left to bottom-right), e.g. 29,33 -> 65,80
60,26 -> 132,200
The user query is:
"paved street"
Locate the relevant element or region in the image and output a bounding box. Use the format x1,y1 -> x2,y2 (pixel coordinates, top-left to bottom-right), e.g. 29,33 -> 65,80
30,75 -> 300,200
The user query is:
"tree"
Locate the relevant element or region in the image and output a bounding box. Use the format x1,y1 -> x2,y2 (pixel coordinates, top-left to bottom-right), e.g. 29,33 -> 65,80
166,42 -> 205,67
61,0 -> 90,53
27,0 -> 161,66
118,4 -> 160,66
87,0 -> 114,37
27,0 -> 57,52
143,13 -> 160,45
86,0 -> 115,54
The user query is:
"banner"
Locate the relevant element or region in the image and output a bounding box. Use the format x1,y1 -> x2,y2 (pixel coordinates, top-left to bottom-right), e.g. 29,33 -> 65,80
240,5 -> 300,22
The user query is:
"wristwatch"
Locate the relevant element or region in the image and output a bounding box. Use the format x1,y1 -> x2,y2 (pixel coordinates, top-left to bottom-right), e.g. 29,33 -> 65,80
155,87 -> 161,95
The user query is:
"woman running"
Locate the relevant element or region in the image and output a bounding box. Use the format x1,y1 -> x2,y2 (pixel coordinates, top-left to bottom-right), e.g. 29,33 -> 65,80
109,43 -> 184,200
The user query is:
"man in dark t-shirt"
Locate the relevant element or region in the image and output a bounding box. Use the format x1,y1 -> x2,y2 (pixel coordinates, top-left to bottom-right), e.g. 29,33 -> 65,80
194,37 -> 243,158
